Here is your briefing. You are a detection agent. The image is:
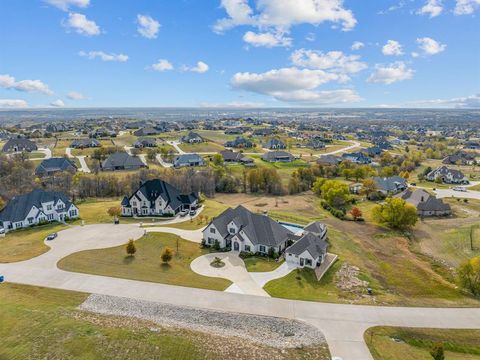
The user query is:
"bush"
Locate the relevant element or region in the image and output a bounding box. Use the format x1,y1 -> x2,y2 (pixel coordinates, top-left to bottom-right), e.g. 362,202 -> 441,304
213,239 -> 220,251
125,239 -> 136,256
161,247 -> 173,264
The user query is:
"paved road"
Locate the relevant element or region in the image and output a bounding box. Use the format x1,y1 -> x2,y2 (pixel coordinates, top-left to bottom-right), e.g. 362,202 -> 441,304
167,140 -> 185,154
434,188 -> 480,200
66,147 -> 91,173
2,223 -> 480,360
314,140 -> 361,157
155,153 -> 173,168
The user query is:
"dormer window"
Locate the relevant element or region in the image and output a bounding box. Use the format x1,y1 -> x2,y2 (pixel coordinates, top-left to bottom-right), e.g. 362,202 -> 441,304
229,228 -> 236,234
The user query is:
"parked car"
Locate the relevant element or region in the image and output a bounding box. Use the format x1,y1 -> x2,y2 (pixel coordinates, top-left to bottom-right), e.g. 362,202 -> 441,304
46,233 -> 58,241
452,186 -> 467,192
0,227 -> 5,235
189,209 -> 197,216
179,210 -> 188,217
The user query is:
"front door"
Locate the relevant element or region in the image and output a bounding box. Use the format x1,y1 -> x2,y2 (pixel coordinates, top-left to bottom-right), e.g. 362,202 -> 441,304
300,258 -> 304,266
234,242 -> 239,251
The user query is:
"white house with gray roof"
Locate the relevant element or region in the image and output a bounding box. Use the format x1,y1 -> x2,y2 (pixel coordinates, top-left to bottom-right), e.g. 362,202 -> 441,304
203,206 -> 294,254
0,189 -> 79,232
284,222 -> 328,269
426,166 -> 469,184
121,179 -> 198,217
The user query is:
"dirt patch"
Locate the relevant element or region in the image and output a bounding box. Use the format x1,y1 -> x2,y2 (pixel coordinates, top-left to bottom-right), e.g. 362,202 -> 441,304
335,263 -> 368,292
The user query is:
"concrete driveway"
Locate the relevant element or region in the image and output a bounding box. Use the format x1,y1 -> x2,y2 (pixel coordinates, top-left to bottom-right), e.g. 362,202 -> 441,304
434,188 -> 480,200
249,261 -> 298,288
190,252 -> 269,296
145,226 -> 203,243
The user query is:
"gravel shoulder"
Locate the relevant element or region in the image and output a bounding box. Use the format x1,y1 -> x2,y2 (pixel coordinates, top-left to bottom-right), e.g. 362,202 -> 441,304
79,293 -> 327,349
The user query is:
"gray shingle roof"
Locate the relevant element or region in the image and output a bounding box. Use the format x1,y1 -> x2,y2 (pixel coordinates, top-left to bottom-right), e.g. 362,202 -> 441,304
0,189 -> 72,223
35,157 -> 77,175
102,152 -> 146,170
372,176 -> 407,193
286,232 -> 328,259
2,138 -> 38,152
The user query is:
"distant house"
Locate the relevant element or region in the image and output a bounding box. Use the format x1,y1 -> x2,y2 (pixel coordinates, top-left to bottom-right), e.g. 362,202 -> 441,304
219,149 -> 254,165
349,183 -> 363,194
372,176 -> 407,195
317,155 -> 341,166
224,136 -> 253,148
253,128 -> 273,137
133,127 -> 159,137
121,179 -> 198,217
0,189 -> 79,233
181,132 -> 204,144
342,152 -> 371,164
70,138 -> 101,149
426,166 -> 469,184
362,146 -> 383,157
134,137 -> 157,148
2,138 -> 38,153
262,138 -> 286,150
465,141 -> 480,150
261,151 -> 295,162
46,124 -> 67,133
299,140 -> 325,150
202,205 -> 294,253
102,152 -> 147,171
225,127 -> 251,135
35,157 -> 77,176
90,128 -> 116,138
173,154 -> 206,168
395,189 -> 451,217
285,221 -> 328,269
442,152 -> 476,166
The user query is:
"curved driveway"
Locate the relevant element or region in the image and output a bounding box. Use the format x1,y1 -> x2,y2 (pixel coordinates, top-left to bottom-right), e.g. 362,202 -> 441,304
1,223 -> 480,360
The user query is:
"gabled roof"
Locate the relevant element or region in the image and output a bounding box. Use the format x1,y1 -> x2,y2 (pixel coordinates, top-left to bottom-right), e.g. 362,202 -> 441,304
0,188 -> 73,223
210,205 -> 293,247
286,232 -> 328,259
394,189 -> 451,212
35,157 -> 77,175
2,138 -> 37,152
372,176 -> 407,192
102,152 -> 146,170
261,151 -> 294,161
130,179 -> 198,210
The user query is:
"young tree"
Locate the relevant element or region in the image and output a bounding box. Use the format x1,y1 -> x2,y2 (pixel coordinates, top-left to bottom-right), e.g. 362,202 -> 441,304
212,153 -> 224,166
350,207 -> 362,221
372,198 -> 418,229
457,256 -> 480,296
430,343 -> 445,360
126,239 -> 136,257
320,180 -> 350,209
107,207 -> 122,222
362,178 -> 378,198
161,247 -> 173,264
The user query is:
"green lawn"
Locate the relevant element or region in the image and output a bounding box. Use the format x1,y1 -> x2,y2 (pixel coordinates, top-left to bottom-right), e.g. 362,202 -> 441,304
244,257 -> 284,272
178,142 -> 225,153
0,283 -> 327,360
58,232 -> 231,291
25,151 -> 46,159
0,222 -> 68,263
76,198 -> 139,225
365,327 -> 480,360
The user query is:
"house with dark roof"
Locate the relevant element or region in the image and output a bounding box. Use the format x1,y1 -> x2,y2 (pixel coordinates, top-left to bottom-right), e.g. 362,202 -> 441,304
442,152 -> 476,166
262,138 -> 286,150
362,146 -> 383,157
285,221 -> 328,269
0,189 -> 79,232
133,127 -> 159,137
372,176 -> 407,195
297,140 -> 325,150
70,139 -> 101,149
202,205 -> 294,253
121,179 -> 198,217
426,166 -> 469,184
133,137 -> 157,148
102,152 -> 147,171
2,138 -> 38,153
253,128 -> 273,137
35,157 -> 77,176
172,154 -> 206,168
224,136 -> 253,148
317,155 -> 341,166
394,189 -> 451,217
219,149 -> 254,165
261,151 -> 295,162
181,132 -> 204,143
342,152 -> 372,164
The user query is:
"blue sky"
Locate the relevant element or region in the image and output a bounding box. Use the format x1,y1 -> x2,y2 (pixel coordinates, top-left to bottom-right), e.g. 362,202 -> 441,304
0,0 -> 479,108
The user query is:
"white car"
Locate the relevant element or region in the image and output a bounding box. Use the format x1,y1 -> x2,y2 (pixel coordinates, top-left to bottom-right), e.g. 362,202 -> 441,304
452,186 -> 467,192
0,227 -> 5,235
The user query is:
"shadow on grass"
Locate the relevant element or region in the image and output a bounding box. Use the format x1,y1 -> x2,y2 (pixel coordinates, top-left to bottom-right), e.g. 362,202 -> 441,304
123,255 -> 135,264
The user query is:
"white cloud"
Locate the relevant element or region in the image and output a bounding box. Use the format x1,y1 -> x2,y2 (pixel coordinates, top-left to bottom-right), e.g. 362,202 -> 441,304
67,91 -> 86,100
351,41 -> 364,50
410,94 -> 480,108
417,0 -> 443,17
243,31 -> 292,48
137,14 -> 160,39
290,49 -> 367,76
0,74 -> 54,95
454,0 -> 480,15
79,51 -> 128,62
151,59 -> 174,72
367,62 -> 414,84
0,99 -> 29,108
214,0 -> 357,35
183,61 -> 209,73
50,99 -> 65,107
382,40 -> 403,56
305,32 -> 316,42
416,37 -> 446,55
44,0 -> 89,11
231,67 -> 361,104
65,12 -> 100,36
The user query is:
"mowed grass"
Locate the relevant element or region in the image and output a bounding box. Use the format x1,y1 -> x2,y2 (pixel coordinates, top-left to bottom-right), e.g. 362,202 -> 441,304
76,198 -> 139,225
244,257 -> 284,272
58,232 -> 231,291
178,141 -> 225,153
365,326 -> 480,360
0,222 -> 68,263
1,283 -> 286,360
